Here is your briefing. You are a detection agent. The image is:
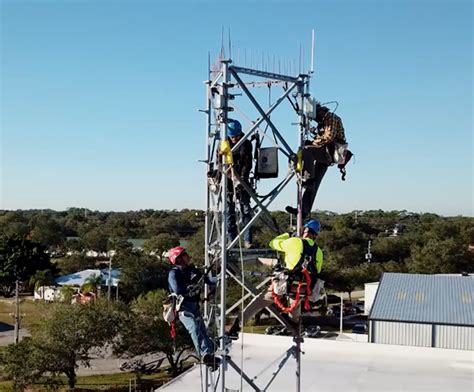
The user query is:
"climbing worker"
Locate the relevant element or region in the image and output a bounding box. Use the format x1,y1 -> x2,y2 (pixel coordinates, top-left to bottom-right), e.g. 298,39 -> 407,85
167,246 -> 220,368
226,219 -> 324,339
286,104 -> 347,219
223,119 -> 254,248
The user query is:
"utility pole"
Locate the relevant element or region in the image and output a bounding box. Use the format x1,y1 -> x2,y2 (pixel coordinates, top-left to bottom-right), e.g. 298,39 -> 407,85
339,292 -> 343,334
107,255 -> 113,301
365,240 -> 372,263
14,280 -> 20,344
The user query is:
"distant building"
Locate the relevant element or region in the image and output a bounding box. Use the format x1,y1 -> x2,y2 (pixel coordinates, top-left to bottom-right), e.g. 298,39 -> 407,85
55,268 -> 120,288
369,273 -> 473,350
364,282 -> 379,315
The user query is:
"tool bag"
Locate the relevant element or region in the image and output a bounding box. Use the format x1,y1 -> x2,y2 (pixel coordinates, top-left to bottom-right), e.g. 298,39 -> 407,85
162,294 -> 184,323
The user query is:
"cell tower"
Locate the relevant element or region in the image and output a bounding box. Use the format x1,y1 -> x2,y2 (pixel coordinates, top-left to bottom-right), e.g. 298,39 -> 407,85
201,33 -> 318,391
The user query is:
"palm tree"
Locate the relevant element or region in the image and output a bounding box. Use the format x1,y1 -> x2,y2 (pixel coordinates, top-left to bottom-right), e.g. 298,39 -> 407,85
81,274 -> 103,298
30,269 -> 55,300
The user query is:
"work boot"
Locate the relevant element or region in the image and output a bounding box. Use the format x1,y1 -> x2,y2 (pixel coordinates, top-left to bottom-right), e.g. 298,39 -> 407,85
225,317 -> 241,340
285,206 -> 309,219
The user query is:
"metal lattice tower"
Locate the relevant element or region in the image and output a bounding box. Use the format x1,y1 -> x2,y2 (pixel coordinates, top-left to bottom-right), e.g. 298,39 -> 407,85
202,45 -> 315,391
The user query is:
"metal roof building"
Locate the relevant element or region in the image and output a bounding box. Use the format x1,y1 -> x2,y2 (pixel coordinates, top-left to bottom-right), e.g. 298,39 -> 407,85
368,273 -> 474,350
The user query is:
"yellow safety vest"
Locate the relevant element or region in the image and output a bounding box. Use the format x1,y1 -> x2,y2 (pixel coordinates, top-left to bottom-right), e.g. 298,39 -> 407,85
269,233 -> 323,272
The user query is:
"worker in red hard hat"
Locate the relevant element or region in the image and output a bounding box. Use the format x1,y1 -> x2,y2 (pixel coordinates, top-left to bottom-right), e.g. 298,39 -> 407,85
167,246 -> 219,368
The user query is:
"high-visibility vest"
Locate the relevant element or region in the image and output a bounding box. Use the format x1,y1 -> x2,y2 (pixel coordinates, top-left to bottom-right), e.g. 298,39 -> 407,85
269,233 -> 323,273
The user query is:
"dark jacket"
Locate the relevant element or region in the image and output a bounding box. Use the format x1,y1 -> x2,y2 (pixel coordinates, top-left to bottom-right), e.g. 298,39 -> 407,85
227,137 -> 253,192
168,265 -> 203,304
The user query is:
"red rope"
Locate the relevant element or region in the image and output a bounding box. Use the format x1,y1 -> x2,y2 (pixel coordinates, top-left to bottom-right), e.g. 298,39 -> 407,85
301,268 -> 312,311
170,310 -> 177,339
271,268 -> 312,313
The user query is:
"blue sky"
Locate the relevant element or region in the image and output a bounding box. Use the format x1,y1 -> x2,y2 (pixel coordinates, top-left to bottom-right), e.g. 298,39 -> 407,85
1,0 -> 472,216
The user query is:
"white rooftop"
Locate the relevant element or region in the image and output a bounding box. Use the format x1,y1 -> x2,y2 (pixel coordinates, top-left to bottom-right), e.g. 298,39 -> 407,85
158,333 -> 474,392
55,269 -> 120,287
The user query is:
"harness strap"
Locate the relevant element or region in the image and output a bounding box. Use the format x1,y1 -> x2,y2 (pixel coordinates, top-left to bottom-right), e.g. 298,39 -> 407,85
170,317 -> 177,339
271,268 -> 312,313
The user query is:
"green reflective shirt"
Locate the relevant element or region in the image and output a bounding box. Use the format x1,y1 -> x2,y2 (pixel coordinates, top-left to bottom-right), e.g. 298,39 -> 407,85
269,233 -> 323,272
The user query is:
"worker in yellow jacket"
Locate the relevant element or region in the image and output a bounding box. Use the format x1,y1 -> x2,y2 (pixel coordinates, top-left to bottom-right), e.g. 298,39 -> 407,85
226,220 -> 323,339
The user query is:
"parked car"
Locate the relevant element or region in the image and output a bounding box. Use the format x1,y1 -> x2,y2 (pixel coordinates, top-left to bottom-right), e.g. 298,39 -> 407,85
325,294 -> 342,305
352,323 -> 368,334
330,304 -> 356,317
353,301 -> 365,313
304,325 -> 321,338
343,314 -> 368,328
265,326 -> 292,336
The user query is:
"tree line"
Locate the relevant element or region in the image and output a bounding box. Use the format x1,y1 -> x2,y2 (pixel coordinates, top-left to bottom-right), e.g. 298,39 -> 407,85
1,208 -> 473,298
0,208 -> 472,389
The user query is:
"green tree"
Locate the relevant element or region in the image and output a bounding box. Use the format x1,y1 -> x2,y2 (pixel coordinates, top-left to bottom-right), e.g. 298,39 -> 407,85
143,233 -> 180,260
64,238 -> 83,253
82,228 -> 108,254
0,338 -> 41,391
59,286 -> 76,303
187,227 -> 205,266
114,290 -> 193,377
116,251 -> 169,301
29,270 -> 55,299
29,214 -> 65,248
371,236 -> 411,264
28,300 -> 122,389
0,236 -> 53,297
56,254 -> 96,275
406,238 -> 472,274
0,212 -> 30,238
81,274 -> 103,297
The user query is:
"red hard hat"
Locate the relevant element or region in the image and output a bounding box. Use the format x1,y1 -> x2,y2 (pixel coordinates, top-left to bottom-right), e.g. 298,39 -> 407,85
168,246 -> 186,264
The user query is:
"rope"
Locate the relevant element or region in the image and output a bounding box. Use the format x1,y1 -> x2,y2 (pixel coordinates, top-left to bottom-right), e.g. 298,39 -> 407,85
271,268 -> 312,313
231,165 -> 246,392
170,318 -> 176,340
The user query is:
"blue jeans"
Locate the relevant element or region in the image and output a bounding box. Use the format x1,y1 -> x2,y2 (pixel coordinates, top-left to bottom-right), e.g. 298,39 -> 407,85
228,189 -> 253,243
178,302 -> 214,357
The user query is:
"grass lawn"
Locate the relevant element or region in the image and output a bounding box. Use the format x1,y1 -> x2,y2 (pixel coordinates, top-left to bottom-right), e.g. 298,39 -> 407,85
242,325 -> 269,334
0,371 -> 173,391
0,297 -> 47,329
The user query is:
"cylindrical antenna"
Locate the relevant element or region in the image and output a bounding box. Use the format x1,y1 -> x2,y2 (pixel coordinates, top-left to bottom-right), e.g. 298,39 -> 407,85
221,26 -> 225,57
303,45 -> 305,73
299,44 -> 302,74
311,29 -> 315,74
228,27 -> 231,58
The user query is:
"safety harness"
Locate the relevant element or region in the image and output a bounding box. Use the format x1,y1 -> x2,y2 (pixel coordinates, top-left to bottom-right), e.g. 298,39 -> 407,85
164,263 -> 216,339
271,239 -> 318,313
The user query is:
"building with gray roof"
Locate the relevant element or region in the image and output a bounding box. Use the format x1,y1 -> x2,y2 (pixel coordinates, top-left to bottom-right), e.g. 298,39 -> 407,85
369,273 -> 473,350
